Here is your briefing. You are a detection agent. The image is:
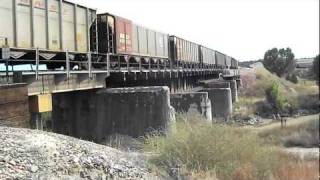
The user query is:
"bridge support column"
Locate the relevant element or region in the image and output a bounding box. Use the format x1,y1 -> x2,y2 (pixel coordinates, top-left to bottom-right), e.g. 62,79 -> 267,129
52,86 -> 174,142
201,79 -> 238,103
29,94 -> 53,130
201,88 -> 232,122
227,80 -> 238,103
170,92 -> 212,122
0,83 -> 30,127
236,79 -> 242,90
96,86 -> 173,140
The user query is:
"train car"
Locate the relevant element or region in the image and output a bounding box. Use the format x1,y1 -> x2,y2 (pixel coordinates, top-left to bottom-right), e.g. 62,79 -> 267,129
230,58 -> 238,69
200,46 -> 216,67
169,36 -> 199,66
97,13 -> 169,61
215,51 -> 226,68
225,55 -> 232,68
0,0 -> 97,59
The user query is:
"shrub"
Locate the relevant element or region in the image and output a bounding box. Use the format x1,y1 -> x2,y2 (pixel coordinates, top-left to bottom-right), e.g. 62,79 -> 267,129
286,74 -> 298,84
258,116 -> 319,147
144,114 -> 279,180
265,82 -> 286,113
282,119 -> 319,147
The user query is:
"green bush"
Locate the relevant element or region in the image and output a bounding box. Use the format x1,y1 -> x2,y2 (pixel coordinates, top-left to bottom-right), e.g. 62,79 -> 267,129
144,114 -> 279,180
265,82 -> 287,113
286,74 -> 298,84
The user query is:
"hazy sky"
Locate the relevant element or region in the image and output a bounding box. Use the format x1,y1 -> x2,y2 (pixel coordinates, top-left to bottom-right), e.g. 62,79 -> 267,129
72,0 -> 319,61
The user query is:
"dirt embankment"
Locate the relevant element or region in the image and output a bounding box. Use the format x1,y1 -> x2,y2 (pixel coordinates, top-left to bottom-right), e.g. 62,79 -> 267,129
0,127 -> 159,180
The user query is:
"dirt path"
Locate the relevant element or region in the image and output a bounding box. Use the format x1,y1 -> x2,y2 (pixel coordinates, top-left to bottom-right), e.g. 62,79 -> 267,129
253,114 -> 319,160
285,147 -> 319,160
253,114 -> 319,131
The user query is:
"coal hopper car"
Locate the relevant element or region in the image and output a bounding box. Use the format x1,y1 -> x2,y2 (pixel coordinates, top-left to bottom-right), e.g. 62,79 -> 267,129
215,51 -> 227,69
97,13 -> 169,68
199,46 -> 216,68
225,55 -> 232,68
230,58 -> 238,69
169,36 -> 199,68
0,0 -> 98,69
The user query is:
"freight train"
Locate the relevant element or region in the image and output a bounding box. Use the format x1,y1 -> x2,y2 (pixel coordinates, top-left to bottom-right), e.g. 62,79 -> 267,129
0,0 -> 238,71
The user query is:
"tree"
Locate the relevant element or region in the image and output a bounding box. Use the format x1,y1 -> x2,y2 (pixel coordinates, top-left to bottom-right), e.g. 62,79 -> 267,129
263,48 -> 295,77
313,55 -> 319,85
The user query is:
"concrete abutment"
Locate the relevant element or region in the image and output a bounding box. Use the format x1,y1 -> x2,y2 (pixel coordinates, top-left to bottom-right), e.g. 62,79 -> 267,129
52,86 -> 174,142
170,92 -> 212,122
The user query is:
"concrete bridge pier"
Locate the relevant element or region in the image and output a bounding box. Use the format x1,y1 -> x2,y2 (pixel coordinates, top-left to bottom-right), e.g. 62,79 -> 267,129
226,80 -> 238,103
0,84 -> 30,127
236,79 -> 242,90
52,86 -> 174,142
170,92 -> 212,122
201,79 -> 238,103
201,88 -> 232,122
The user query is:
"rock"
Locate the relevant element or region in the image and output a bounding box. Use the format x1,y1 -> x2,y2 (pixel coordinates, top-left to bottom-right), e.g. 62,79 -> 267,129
8,160 -> 16,166
29,165 -> 38,173
0,126 -> 155,179
3,155 -> 11,162
72,156 -> 79,163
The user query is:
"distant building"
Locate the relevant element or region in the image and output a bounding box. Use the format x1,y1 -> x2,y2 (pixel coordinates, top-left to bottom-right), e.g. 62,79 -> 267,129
296,58 -> 314,69
295,58 -> 314,78
249,62 -> 264,68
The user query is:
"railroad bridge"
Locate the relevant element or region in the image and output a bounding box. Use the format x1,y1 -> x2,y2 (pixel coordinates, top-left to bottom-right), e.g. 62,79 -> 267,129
0,56 -> 240,142
0,0 -> 240,141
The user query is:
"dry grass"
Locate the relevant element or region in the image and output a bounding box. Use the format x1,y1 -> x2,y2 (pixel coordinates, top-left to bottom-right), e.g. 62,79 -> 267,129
273,154 -> 319,180
258,116 -> 319,147
144,114 -> 279,180
144,113 -> 319,179
240,67 -> 318,98
233,97 -> 263,119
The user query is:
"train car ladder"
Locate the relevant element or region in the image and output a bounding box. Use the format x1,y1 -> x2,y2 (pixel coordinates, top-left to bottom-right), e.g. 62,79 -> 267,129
106,23 -> 115,54
90,20 -> 98,52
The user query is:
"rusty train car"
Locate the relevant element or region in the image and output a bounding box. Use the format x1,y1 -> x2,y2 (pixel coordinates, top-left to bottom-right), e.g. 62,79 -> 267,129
0,0 -> 238,70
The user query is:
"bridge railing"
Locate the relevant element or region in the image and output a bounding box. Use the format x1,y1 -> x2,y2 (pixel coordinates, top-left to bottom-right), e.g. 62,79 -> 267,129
0,47 -> 110,81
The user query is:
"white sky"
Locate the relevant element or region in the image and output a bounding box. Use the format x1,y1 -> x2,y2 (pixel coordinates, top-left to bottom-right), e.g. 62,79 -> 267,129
72,0 -> 319,61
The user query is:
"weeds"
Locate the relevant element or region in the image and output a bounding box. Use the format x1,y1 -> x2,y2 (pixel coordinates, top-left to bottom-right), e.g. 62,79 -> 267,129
144,114 -> 279,180
258,117 -> 319,147
273,153 -> 319,180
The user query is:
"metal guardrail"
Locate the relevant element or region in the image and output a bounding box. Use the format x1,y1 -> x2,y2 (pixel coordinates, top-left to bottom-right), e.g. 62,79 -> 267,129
0,46 -> 111,82
0,46 -> 238,81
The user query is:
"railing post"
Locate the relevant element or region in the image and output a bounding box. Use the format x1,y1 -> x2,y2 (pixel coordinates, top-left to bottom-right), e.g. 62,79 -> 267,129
125,55 -> 129,72
88,52 -> 92,78
137,57 -> 141,72
106,53 -> 110,76
66,50 -> 70,78
157,59 -> 160,71
36,48 -> 39,80
1,37 -> 10,82
5,58 -> 9,83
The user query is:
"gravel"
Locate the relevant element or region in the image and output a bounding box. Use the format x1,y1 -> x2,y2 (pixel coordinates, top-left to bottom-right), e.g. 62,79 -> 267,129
0,126 -> 158,179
